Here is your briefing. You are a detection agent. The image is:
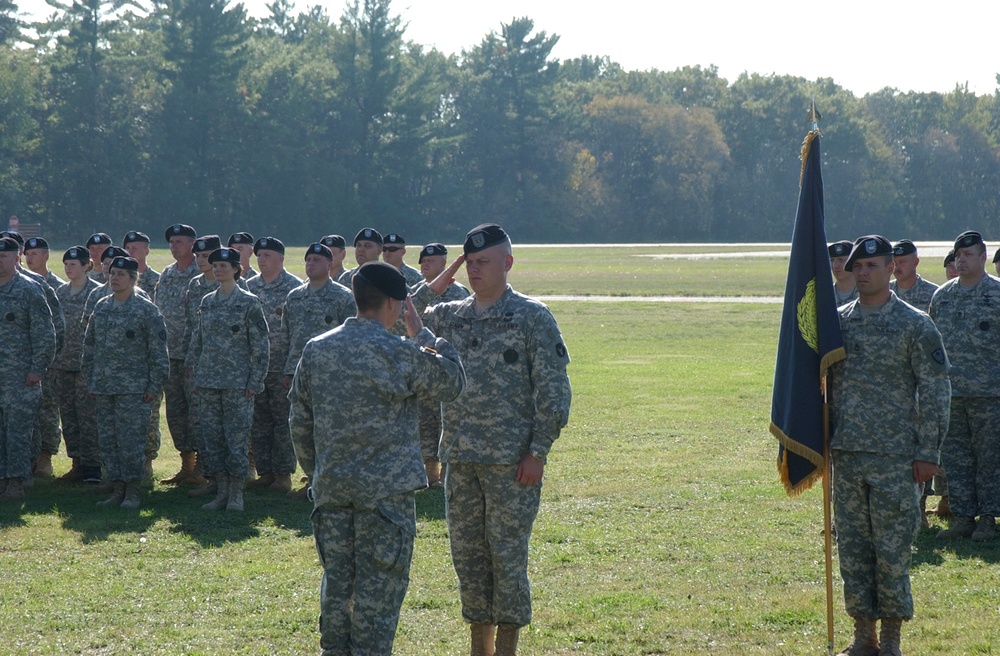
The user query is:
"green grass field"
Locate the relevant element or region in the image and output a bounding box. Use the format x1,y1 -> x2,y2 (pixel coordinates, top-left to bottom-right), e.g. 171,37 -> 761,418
2,246 -> 997,655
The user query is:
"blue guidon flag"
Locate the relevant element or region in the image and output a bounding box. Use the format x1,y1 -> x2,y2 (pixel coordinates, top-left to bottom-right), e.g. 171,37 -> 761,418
770,130 -> 846,496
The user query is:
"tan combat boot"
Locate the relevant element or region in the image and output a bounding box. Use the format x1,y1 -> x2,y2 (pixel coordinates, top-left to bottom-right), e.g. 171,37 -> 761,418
935,495 -> 953,519
56,458 -> 83,483
162,451 -> 196,485
424,457 -> 442,488
201,474 -> 229,511
878,618 -> 903,656
97,481 -> 126,507
936,515 -> 977,539
269,473 -> 292,493
495,624 -> 520,656
470,623 -> 487,656
972,515 -> 996,542
120,480 -> 141,510
182,452 -> 208,487
226,477 -> 245,512
0,477 -> 24,501
144,458 -> 154,481
34,451 -> 55,478
836,616 -> 879,656
245,472 -> 275,490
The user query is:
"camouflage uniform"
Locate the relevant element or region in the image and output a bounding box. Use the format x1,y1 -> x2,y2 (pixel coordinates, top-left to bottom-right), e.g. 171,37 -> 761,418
418,282 -> 471,463
281,278 -> 355,377
83,293 -> 169,483
829,293 -> 950,620
399,262 -> 423,286
929,275 -> 1000,520
54,278 -> 102,471
0,273 -> 56,482
154,260 -> 200,453
890,276 -> 938,314
417,283 -> 572,627
20,266 -> 65,462
835,284 -> 859,307
247,270 -> 302,477
337,269 -> 355,287
186,286 -> 269,478
289,317 -> 465,656
136,266 -> 160,298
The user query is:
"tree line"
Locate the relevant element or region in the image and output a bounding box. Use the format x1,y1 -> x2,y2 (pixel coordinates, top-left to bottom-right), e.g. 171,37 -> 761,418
2,0 -> 999,245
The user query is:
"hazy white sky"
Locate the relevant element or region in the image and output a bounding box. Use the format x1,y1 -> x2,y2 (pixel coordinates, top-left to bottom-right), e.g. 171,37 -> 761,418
18,0 -> 1000,96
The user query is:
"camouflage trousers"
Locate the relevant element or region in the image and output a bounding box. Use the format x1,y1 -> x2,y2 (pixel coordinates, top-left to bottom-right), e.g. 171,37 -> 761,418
833,450 -> 920,620
445,462 -> 541,627
942,397 -> 1000,517
312,493 -> 416,656
164,359 -> 196,453
250,372 -> 296,475
195,388 -> 253,478
31,369 -> 62,458
418,398 -> 441,462
146,391 -> 162,460
54,370 -> 101,468
0,381 -> 43,480
94,394 -> 151,483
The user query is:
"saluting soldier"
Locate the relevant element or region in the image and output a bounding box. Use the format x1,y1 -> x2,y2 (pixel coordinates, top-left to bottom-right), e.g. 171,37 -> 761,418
828,235 -> 950,656
83,256 -> 169,510
185,247 -> 269,512
413,224 -> 572,656
289,261 -> 465,656
0,237 -> 56,502
155,224 -> 201,485
53,247 -> 102,484
246,237 -> 301,493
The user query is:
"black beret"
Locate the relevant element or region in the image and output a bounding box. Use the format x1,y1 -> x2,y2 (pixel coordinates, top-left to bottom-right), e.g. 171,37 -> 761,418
464,223 -> 509,255
86,233 -> 112,247
1,231 -> 24,246
63,246 -> 91,263
122,231 -> 150,246
109,256 -> 139,272
419,243 -> 448,262
228,232 -> 254,246
892,239 -> 917,257
305,242 -> 333,261
827,240 -> 853,258
208,247 -> 241,265
101,246 -> 128,261
193,235 -> 223,254
24,237 -> 49,250
165,224 -> 197,241
0,237 -> 20,252
253,236 -> 284,255
354,228 -> 383,247
944,250 -> 956,267
845,235 -> 893,272
993,248 -> 1000,265
320,235 -> 346,250
354,261 -> 408,300
384,233 -> 405,246
954,230 -> 984,251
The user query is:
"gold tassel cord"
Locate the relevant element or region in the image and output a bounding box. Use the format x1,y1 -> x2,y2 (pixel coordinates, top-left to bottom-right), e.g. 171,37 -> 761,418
798,129 -> 821,188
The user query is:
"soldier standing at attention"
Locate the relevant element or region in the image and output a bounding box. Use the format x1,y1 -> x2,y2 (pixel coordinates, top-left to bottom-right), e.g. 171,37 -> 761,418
155,224 -> 200,485
943,250 -> 957,280
416,242 -> 470,487
228,232 -> 258,281
828,235 -> 950,656
382,233 -> 423,286
246,237 -> 301,493
282,243 -> 355,498
82,256 -> 169,510
23,237 -> 65,478
931,231 -> 1000,543
85,233 -> 113,283
319,235 -> 349,282
414,224 -> 572,656
185,247 -> 268,512
0,237 -> 55,502
829,240 -> 859,307
123,231 -> 162,479
53,247 -> 102,484
338,227 -> 383,287
289,261 -> 465,656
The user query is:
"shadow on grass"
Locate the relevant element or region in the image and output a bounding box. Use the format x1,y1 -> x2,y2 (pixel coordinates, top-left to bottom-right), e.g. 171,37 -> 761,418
415,485 -> 445,521
18,477 -> 314,546
912,523 -> 1000,568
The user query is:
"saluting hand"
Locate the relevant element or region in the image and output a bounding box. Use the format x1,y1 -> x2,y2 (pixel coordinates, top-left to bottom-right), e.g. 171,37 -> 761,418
404,296 -> 424,337
429,254 -> 465,296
